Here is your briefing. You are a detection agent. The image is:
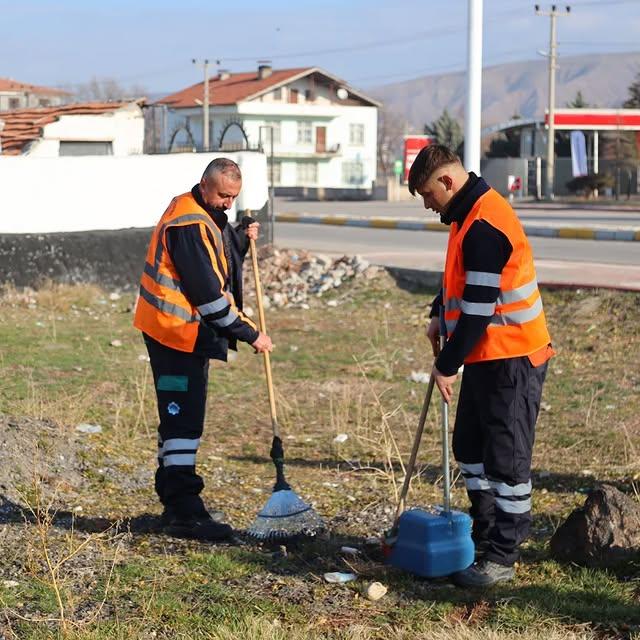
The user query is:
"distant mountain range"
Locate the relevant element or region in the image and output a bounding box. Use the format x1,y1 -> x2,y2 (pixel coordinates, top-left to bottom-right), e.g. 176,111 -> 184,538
369,51 -> 640,130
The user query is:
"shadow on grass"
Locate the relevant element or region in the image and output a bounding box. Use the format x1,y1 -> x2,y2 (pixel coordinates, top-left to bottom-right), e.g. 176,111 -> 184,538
229,454 -> 634,496
0,495 -> 24,524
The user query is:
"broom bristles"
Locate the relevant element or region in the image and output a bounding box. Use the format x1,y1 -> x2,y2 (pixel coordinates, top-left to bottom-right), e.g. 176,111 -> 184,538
246,489 -> 324,542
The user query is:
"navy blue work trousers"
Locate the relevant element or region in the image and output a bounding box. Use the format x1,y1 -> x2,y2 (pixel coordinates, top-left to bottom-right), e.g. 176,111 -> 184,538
145,335 -> 210,519
452,355 -> 548,566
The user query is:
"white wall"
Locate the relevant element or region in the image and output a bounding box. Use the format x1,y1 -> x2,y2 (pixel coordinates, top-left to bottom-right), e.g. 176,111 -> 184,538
0,151 -> 268,233
27,104 -> 144,157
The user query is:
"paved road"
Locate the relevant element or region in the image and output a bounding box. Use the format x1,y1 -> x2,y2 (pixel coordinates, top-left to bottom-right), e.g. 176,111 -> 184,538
275,197 -> 640,229
274,222 -> 640,290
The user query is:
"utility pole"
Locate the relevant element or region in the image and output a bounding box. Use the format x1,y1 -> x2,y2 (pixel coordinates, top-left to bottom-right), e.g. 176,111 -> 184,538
464,0 -> 483,175
192,58 -> 210,151
535,4 -> 570,200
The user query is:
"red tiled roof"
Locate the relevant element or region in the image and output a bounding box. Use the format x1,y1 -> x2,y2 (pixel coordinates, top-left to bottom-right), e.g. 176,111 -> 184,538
0,102 -> 134,155
157,68 -> 312,108
0,77 -> 71,96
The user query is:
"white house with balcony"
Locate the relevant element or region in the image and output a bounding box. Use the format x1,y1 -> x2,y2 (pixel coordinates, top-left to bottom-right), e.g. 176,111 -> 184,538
155,65 -> 380,198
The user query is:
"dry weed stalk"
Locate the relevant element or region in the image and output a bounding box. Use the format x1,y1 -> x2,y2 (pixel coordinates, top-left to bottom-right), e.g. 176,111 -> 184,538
344,357 -> 406,502
584,385 -> 604,431
274,387 -> 303,436
133,361 -> 151,436
111,362 -> 153,446
7,461 -> 126,634
34,281 -> 102,344
20,368 -> 96,427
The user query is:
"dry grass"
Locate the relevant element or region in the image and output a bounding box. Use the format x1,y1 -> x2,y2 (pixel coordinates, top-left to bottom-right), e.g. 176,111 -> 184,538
0,281 -> 639,639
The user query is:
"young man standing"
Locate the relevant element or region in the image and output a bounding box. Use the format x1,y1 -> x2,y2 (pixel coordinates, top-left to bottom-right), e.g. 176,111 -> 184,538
134,158 -> 272,541
408,145 -> 554,587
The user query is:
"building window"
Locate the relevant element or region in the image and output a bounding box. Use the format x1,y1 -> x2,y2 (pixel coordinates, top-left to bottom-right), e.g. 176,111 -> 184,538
305,89 -> 315,102
270,161 -> 282,186
349,123 -> 365,146
297,121 -> 313,145
289,88 -> 299,104
59,141 -> 113,156
273,87 -> 282,100
39,98 -> 50,107
342,160 -> 365,185
9,98 -> 20,110
296,162 -> 317,185
262,121 -> 281,145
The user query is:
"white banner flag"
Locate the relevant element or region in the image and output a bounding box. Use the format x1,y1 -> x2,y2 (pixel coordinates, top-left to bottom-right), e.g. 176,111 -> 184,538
570,131 -> 588,177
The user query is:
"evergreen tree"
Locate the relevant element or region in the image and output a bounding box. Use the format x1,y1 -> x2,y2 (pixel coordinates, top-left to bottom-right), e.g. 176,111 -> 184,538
623,71 -> 640,108
566,91 -> 589,108
424,109 -> 463,154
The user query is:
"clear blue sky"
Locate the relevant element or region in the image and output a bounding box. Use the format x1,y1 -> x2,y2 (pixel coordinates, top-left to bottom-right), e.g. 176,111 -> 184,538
1,0 -> 638,95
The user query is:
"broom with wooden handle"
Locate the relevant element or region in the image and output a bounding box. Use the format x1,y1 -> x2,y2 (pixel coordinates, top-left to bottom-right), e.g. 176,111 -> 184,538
244,221 -> 324,542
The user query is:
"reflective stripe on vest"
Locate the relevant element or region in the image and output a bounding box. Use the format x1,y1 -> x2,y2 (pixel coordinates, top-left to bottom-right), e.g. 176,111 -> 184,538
444,276 -> 544,333
152,212 -> 224,273
143,262 -> 181,290
138,283 -> 199,323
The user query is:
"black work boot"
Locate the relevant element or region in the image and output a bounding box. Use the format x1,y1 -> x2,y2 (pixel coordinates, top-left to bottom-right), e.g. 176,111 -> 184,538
160,506 -> 225,526
452,559 -> 515,588
163,513 -> 234,542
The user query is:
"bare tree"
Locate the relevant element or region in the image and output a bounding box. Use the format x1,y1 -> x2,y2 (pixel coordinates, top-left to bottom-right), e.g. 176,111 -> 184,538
71,77 -> 147,103
377,107 -> 408,177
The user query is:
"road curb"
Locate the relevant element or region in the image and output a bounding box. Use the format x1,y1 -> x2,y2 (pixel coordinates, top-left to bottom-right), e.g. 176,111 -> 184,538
384,267 -> 640,293
275,213 -> 640,242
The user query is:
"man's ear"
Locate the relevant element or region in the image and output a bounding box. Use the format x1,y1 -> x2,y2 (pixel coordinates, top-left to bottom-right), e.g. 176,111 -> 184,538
438,174 -> 453,191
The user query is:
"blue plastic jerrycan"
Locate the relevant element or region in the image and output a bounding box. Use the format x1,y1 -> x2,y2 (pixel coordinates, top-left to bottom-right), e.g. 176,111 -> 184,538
388,507 -> 475,578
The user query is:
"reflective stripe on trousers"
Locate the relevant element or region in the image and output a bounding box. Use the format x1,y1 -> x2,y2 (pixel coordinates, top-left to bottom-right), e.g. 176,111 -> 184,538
458,462 -> 532,513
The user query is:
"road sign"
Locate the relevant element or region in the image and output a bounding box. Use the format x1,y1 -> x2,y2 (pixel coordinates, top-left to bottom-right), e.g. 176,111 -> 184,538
508,175 -> 522,192
403,135 -> 433,183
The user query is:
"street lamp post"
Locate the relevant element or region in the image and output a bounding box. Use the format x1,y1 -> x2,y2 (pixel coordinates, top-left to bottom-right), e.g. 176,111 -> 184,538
464,0 -> 483,175
192,58 -> 210,151
259,125 -> 275,245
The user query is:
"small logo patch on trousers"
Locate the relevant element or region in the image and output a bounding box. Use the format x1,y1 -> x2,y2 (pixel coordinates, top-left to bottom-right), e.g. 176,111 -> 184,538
167,401 -> 181,416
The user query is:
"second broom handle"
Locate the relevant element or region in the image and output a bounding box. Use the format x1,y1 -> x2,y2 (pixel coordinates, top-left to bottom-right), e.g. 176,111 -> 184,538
440,335 -> 451,515
394,375 -> 436,524
249,237 -> 279,438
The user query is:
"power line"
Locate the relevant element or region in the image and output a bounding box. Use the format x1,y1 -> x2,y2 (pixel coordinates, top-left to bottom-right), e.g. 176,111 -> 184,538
354,62 -> 465,85
560,40 -> 640,46
567,0 -> 638,5
60,66 -> 187,87
352,48 -> 538,85
214,7 -> 525,64
218,27 -> 463,62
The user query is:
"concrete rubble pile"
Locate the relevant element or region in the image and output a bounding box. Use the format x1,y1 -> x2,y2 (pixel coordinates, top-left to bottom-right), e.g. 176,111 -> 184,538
245,249 -> 379,309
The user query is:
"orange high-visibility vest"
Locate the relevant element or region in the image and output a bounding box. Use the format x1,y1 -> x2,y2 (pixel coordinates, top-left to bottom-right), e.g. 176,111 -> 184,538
134,192 -> 245,353
443,188 -> 551,363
